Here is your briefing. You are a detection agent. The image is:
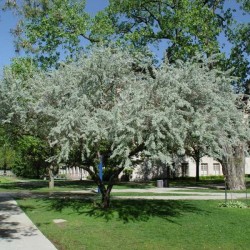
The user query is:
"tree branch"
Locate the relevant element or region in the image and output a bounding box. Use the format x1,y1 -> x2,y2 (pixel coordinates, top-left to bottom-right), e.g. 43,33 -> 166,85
129,143 -> 145,158
80,33 -> 100,43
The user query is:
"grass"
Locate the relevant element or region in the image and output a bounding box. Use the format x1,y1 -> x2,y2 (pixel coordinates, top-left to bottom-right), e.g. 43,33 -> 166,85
1,176 -> 250,195
16,197 -> 250,250
0,176 -> 154,192
0,177 -> 96,192
2,176 -> 250,249
0,176 -> 19,184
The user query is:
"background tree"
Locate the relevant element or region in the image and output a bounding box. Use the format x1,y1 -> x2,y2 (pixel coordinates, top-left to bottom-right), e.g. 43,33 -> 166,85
164,53 -> 249,185
103,1 -> 249,81
104,0 -> 223,59
7,0 -> 249,82
0,57 -> 58,186
8,0 -> 93,69
0,127 -> 16,174
224,0 -> 250,89
8,0 -> 225,66
13,135 -> 50,178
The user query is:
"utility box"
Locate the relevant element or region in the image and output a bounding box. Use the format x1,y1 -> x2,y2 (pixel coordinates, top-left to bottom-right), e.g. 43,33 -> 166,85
156,180 -> 164,188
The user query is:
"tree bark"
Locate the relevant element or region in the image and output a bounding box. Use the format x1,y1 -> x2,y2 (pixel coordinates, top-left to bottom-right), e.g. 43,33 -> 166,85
192,149 -> 200,182
36,163 -> 41,179
3,162 -> 7,175
98,167 -> 124,209
195,158 -> 200,182
49,166 -> 54,189
84,164 -> 125,209
100,185 -> 112,209
221,144 -> 246,190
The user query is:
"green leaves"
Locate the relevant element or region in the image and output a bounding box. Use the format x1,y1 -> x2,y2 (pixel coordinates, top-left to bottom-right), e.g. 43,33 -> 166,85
14,0 -> 90,69
105,0 -> 222,59
6,0 -> 249,89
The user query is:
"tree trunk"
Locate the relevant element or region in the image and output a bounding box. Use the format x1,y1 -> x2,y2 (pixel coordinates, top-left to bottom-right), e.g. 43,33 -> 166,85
193,150 -> 200,182
195,158 -> 200,182
96,168 -> 123,209
82,155 -> 127,209
221,144 -> 246,190
49,166 -> 54,189
36,163 -> 40,179
3,162 -> 7,175
101,186 -> 112,209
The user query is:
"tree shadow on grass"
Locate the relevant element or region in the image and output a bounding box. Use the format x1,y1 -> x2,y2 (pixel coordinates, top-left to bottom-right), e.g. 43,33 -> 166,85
45,196 -> 208,224
0,179 -> 95,191
87,199 -> 207,223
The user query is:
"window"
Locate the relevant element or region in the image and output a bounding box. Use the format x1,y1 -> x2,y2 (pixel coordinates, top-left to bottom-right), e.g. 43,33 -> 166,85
201,163 -> 208,176
213,163 -> 220,175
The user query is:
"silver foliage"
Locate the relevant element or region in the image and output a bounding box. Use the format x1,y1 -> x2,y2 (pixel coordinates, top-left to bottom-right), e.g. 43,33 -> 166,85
0,46 -> 248,170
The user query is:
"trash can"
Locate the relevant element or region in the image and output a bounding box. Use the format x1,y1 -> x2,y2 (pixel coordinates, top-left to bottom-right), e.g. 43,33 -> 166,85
156,180 -> 164,188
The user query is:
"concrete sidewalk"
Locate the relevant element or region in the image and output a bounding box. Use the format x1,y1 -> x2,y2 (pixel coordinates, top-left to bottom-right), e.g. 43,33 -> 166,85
0,194 -> 57,250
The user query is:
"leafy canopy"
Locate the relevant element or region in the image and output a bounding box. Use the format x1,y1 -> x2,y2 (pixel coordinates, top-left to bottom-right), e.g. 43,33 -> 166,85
6,0 -> 249,89
1,46 -> 247,171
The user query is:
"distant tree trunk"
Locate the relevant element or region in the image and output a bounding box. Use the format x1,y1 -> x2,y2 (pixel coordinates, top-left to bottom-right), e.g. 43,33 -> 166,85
192,149 -> 200,182
195,158 -> 200,182
221,144 -> 246,190
36,163 -> 41,179
49,166 -> 54,189
3,161 -> 7,175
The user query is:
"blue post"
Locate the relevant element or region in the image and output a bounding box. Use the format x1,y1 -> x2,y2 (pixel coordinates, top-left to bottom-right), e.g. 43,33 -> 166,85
98,156 -> 103,193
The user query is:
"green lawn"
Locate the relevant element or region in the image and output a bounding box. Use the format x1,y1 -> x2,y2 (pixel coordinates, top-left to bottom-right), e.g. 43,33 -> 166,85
2,176 -> 250,249
1,176 -> 250,194
0,176 -> 154,192
0,177 -> 96,192
17,197 -> 250,250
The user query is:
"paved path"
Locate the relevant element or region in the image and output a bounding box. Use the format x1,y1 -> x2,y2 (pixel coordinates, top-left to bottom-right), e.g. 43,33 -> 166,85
0,193 -> 57,250
71,187 -> 249,200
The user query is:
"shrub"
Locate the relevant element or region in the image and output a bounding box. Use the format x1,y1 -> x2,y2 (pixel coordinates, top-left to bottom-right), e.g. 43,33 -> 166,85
218,201 -> 248,209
